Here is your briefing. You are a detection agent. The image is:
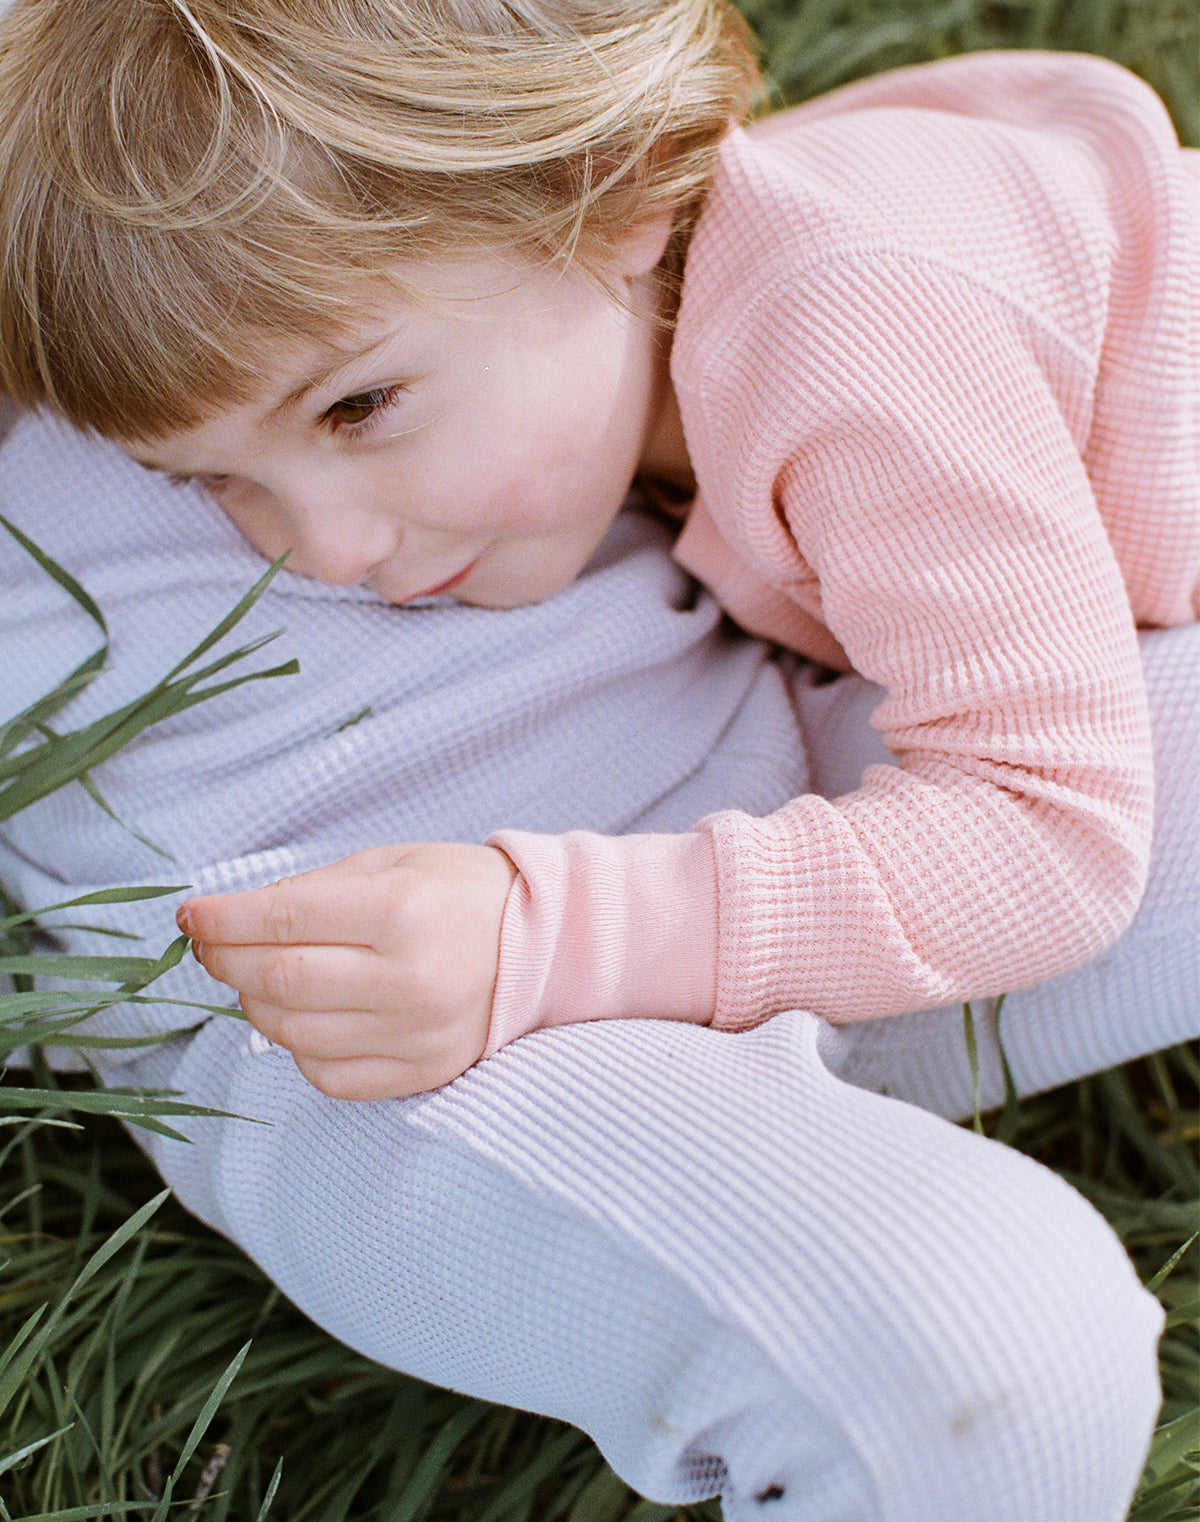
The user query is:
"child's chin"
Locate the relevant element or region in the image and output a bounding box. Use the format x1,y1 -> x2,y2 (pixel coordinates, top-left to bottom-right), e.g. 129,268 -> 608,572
453,586 -> 558,611
446,569 -> 572,611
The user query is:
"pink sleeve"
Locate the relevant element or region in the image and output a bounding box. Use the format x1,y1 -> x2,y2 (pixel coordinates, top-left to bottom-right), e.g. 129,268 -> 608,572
481,252 -> 1155,1053
685,252 -> 1154,1028
482,828 -> 719,1056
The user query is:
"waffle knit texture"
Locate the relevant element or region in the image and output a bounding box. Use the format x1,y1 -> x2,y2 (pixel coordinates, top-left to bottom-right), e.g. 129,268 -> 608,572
118,1009 -> 1164,1522
487,51 -> 1200,1052
0,413 -> 809,1049
0,407 -> 1188,1516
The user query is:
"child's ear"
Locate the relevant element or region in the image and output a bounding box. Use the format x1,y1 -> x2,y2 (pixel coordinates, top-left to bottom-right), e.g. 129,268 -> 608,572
609,212 -> 675,279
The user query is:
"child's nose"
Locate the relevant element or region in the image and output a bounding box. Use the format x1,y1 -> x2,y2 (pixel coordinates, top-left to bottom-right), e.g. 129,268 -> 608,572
285,503 -> 399,587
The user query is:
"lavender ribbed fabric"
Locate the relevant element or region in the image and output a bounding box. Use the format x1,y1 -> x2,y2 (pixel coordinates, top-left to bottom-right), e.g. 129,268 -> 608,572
1,410 -> 1184,1517
122,1010 -> 1162,1521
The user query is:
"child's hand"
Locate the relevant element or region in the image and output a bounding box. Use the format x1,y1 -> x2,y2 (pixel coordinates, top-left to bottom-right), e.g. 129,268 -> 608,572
177,843 -> 518,1101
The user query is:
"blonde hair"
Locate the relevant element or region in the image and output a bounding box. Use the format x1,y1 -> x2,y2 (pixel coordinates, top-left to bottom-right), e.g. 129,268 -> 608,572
0,0 -> 759,441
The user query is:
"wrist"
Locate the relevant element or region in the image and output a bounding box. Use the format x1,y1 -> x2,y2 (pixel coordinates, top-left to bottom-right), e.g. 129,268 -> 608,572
482,828 -> 719,1056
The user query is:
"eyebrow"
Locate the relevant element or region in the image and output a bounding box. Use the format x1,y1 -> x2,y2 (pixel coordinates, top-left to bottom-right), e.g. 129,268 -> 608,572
274,327 -> 407,415
276,349 -> 367,413
127,328 -> 408,472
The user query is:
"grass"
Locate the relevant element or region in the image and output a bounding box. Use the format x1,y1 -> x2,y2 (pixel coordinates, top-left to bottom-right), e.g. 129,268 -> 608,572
1,0 -> 1198,1515
743,0 -> 1198,144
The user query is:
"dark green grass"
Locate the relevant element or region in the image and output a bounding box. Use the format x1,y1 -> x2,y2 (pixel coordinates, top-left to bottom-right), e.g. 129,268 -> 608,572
1,0 -> 1198,1516
742,0 -> 1198,144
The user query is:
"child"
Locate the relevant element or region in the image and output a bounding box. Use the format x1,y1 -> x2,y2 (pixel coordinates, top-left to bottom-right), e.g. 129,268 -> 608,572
2,0 -> 1194,1105
1,0 -> 1198,1104
0,1 -> 1193,1512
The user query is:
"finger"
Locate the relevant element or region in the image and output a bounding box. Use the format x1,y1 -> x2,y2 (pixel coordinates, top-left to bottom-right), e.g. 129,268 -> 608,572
178,869 -> 399,948
292,1053 -> 451,1102
193,939 -> 382,1010
239,1004 -> 393,1061
243,994 -> 486,1074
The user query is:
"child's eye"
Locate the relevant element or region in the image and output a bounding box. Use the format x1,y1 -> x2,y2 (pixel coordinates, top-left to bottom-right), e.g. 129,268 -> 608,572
167,471 -> 230,492
325,385 -> 402,432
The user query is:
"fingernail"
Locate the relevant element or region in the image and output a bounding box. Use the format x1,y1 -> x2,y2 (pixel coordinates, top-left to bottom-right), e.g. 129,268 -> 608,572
176,905 -> 193,935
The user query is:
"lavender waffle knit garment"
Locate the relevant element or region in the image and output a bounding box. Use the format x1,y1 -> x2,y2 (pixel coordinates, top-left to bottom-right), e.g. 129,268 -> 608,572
2,410 -> 1189,1518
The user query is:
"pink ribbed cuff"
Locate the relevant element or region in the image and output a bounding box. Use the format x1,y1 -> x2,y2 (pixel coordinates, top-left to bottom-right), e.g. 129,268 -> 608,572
482,829 -> 720,1057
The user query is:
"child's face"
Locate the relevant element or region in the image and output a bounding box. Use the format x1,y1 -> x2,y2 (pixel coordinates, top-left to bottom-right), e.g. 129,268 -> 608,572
127,240 -> 686,609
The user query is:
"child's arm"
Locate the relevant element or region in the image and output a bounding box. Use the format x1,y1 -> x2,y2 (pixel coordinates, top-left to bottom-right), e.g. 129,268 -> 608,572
486,247 -> 1163,1047
182,254 -> 1160,1098
482,71 -> 1198,1054
180,831 -> 724,1099
178,843 -> 516,1100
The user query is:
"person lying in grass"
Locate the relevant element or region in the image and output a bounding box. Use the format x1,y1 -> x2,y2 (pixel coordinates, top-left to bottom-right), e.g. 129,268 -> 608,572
2,0 -> 1195,1106
0,1 -> 1196,1515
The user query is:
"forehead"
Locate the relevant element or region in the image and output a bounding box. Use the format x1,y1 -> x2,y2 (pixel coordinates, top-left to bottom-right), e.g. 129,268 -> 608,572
218,248 -> 563,400
123,250 -> 575,466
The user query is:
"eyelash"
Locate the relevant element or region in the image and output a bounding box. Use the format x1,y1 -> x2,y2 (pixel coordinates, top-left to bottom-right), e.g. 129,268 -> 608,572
323,383 -> 406,437
167,471 -> 228,491
160,383 -> 404,489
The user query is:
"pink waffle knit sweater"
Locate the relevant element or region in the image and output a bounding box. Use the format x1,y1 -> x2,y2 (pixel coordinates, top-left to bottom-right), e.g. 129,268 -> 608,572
485,51 -> 1200,1054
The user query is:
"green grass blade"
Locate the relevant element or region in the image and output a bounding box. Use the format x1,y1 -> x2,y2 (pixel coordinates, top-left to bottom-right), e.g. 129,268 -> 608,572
0,1423 -> 77,1479
565,1464 -> 631,1522
473,1427 -> 585,1522
0,988 -> 220,1020
1141,1411 -> 1200,1482
962,1002 -> 984,1135
11,1028 -> 216,1053
0,954 -> 185,983
150,1341 -> 251,1522
154,628 -> 291,693
74,769 -> 174,861
384,1400 -> 491,1521
254,1458 -> 284,1522
0,1306 -> 48,1385
0,514 -> 110,762
0,515 -> 107,635
14,923 -> 144,942
150,657 -> 301,722
1146,1233 -> 1200,1294
0,1087 -> 252,1121
0,654 -> 298,820
157,553 -> 288,683
0,887 -> 190,936
0,1506 -> 157,1521
119,933 -> 191,990
0,1190 -> 170,1420
0,662 -> 106,763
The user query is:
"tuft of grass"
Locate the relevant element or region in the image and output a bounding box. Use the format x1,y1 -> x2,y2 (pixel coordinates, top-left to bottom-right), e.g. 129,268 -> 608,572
0,522 -> 296,1138
0,1100 -> 706,1520
740,0 -> 1198,144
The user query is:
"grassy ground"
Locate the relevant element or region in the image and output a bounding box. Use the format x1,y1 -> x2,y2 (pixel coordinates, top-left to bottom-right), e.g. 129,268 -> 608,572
2,0 -> 1198,1517
743,0 -> 1198,143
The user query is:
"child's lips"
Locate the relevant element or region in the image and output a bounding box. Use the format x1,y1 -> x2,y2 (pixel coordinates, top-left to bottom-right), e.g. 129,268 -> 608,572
400,559 -> 478,602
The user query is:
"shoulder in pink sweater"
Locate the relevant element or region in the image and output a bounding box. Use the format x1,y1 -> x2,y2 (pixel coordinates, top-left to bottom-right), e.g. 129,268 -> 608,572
486,51 -> 1199,1054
